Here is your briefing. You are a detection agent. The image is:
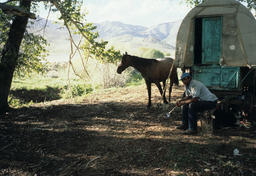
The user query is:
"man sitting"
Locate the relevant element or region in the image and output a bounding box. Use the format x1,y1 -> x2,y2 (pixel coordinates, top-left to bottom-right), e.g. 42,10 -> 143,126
176,73 -> 218,134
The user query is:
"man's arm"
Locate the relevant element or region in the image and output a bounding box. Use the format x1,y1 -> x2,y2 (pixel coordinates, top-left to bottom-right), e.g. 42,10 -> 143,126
176,96 -> 199,107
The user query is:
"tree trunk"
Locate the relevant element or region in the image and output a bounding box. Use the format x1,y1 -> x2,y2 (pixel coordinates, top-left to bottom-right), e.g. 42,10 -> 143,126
0,0 -> 31,115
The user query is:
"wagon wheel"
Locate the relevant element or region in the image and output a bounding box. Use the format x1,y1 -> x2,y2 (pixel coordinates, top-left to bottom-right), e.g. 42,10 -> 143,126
242,92 -> 256,122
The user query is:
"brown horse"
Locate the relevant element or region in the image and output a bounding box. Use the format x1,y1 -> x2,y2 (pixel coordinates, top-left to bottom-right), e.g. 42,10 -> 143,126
117,53 -> 179,108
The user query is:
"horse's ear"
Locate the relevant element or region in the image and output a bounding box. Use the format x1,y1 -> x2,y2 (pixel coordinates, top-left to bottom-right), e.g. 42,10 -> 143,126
125,51 -> 127,55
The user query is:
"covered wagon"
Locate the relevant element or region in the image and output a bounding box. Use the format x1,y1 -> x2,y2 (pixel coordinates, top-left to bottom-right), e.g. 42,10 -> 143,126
174,0 -> 256,120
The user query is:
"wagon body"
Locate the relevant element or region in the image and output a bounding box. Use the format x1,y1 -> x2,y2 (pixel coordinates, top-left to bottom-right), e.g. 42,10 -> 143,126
174,0 -> 256,119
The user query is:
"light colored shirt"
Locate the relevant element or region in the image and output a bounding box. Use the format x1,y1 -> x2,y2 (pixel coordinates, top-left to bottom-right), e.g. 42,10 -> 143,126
185,79 -> 218,102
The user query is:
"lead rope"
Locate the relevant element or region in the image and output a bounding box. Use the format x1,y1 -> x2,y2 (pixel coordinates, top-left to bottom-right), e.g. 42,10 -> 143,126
161,60 -> 175,104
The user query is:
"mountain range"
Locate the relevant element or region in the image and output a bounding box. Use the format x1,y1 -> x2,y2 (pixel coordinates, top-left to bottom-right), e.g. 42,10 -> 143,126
30,18 -> 181,62
94,21 -> 181,54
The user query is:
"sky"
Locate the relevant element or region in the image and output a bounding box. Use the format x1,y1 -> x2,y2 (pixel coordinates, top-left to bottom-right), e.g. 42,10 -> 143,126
37,0 -> 191,27
84,0 -> 191,27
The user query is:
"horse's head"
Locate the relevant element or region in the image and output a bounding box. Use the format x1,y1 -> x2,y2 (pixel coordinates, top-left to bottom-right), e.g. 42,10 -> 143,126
117,52 -> 131,74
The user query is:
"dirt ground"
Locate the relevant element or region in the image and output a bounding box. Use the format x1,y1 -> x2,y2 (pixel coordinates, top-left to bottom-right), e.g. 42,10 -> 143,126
0,84 -> 256,176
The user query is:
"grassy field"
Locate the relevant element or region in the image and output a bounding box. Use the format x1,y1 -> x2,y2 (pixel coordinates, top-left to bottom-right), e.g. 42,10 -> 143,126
9,61 -> 143,108
9,73 -> 94,108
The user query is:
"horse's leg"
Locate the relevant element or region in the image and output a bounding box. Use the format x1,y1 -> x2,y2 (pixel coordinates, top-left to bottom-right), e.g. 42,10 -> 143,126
156,81 -> 168,104
163,80 -> 168,104
146,80 -> 152,108
169,79 -> 173,102
162,81 -> 168,104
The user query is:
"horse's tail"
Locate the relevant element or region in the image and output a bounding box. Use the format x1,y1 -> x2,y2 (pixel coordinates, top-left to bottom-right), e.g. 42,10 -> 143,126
171,66 -> 179,86
167,64 -> 179,102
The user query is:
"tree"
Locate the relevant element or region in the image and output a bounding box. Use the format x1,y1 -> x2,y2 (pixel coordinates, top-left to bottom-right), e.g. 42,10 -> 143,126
0,9 -> 49,77
0,0 -> 121,115
185,0 -> 256,10
141,48 -> 165,59
0,0 -> 31,115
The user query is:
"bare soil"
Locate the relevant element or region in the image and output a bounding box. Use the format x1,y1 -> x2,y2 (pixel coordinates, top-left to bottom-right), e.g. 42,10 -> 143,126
0,85 -> 256,176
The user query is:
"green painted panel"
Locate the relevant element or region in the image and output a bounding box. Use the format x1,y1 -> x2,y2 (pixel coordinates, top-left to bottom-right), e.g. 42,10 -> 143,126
193,66 -> 221,88
221,67 -> 240,89
202,17 -> 222,64
192,66 -> 240,90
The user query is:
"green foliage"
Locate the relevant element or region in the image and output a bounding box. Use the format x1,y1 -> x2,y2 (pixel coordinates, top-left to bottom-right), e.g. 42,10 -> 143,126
15,32 -> 49,77
8,96 -> 26,108
236,0 -> 255,10
0,8 -> 49,78
126,70 -> 143,86
83,41 -> 122,64
165,53 -> 171,56
185,0 -> 203,7
96,45 -> 122,64
0,11 -> 11,47
185,0 -> 255,10
141,48 -> 165,59
9,73 -> 95,107
63,84 -> 93,98
9,86 -> 61,107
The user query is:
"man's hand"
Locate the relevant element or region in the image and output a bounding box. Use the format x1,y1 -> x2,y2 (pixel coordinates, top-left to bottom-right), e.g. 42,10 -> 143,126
176,100 -> 183,107
176,97 -> 199,107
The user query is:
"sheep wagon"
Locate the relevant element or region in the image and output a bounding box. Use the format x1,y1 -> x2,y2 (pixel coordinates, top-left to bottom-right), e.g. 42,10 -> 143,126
174,0 -> 256,121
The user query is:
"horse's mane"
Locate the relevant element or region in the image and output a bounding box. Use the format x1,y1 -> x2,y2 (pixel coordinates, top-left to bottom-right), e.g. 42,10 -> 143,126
127,55 -> 157,67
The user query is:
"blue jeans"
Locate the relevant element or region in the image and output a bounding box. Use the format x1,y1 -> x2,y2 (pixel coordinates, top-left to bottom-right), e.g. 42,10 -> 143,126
182,101 -> 217,130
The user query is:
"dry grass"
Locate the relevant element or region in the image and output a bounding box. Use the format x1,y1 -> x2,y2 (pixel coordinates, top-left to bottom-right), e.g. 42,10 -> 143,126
0,84 -> 256,176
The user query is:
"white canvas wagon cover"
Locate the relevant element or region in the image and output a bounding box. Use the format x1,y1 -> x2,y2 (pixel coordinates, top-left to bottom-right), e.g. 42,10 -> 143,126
175,0 -> 256,67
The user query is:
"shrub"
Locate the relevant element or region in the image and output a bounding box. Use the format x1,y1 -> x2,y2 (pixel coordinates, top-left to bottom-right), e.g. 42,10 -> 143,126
126,70 -> 143,86
62,84 -> 93,98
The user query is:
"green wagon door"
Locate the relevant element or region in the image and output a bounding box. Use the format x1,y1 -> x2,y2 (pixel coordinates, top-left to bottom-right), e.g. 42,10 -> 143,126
193,17 -> 240,90
202,17 -> 222,64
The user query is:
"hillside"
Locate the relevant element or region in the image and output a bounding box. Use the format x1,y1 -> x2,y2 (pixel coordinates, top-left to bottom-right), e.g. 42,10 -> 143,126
29,18 -> 181,62
94,21 -> 180,56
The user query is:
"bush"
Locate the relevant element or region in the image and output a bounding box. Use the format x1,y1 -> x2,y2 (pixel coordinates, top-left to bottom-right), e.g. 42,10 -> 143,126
126,70 -> 143,86
141,48 -> 165,59
62,84 -> 93,98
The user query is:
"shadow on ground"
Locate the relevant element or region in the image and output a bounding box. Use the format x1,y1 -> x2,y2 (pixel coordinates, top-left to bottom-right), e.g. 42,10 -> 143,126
10,86 -> 61,103
0,101 -> 256,176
